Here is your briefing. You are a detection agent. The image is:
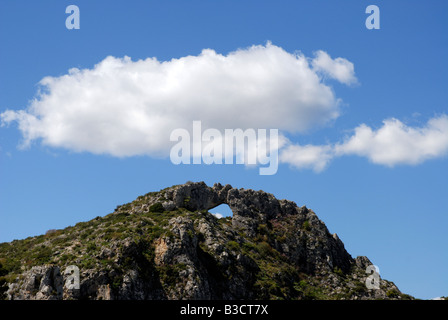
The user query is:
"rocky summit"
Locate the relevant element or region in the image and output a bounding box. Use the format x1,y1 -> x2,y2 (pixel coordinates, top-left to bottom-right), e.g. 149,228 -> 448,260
0,181 -> 412,300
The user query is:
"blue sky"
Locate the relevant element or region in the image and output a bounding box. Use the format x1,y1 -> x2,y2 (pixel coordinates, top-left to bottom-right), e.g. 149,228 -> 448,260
1,1 -> 447,299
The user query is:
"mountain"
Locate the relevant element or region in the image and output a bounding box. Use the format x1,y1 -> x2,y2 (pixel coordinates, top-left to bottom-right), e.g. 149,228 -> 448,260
0,181 -> 412,300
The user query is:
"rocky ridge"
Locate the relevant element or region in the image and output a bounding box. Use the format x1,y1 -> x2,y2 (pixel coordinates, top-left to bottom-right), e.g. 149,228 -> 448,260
0,181 -> 411,300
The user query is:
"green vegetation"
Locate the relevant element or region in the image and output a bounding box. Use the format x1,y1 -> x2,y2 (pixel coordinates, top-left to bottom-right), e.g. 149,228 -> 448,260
0,202 -> 171,281
226,241 -> 240,252
386,289 -> 400,298
0,262 -> 8,299
302,220 -> 311,231
149,202 -> 165,213
333,266 -> 344,277
293,279 -> 328,300
156,263 -> 188,290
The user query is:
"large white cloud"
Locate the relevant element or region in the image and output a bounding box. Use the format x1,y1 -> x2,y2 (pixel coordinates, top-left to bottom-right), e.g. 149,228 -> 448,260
4,42 -> 445,171
0,42 -> 352,158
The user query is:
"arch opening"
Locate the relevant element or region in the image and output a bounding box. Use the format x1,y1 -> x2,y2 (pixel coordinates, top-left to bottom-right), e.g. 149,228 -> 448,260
209,203 -> 233,219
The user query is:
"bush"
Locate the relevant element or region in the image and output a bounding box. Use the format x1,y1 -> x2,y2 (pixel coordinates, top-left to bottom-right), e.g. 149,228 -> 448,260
333,266 -> 344,277
256,241 -> 273,258
149,202 -> 165,213
294,279 -> 326,300
242,241 -> 257,253
352,281 -> 367,294
386,289 -> 400,298
86,242 -> 97,252
302,220 -> 311,231
45,229 -> 59,236
0,278 -> 7,300
32,245 -> 53,265
226,241 -> 239,251
0,263 -> 7,277
157,263 -> 188,288
0,262 -> 8,299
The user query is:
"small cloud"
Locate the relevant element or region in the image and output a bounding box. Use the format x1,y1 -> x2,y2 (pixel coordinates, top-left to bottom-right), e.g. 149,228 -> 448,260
334,115 -> 448,166
280,142 -> 333,173
280,114 -> 448,172
311,50 -> 358,86
211,213 -> 223,219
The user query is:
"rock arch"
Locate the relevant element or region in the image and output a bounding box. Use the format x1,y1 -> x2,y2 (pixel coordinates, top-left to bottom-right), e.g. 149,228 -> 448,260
161,181 -> 302,236
209,203 -> 233,218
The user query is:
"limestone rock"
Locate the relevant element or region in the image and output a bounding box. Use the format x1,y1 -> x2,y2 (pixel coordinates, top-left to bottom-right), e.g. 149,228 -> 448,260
1,181 -> 412,300
7,265 -> 63,300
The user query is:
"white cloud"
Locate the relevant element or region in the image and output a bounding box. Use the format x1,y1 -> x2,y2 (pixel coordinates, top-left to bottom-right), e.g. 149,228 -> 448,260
335,115 -> 448,166
5,42 -> 445,171
280,142 -> 333,173
0,43 -> 351,158
311,50 -> 358,86
280,115 -> 448,171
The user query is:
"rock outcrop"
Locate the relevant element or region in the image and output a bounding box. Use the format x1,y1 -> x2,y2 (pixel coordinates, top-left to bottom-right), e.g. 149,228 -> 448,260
0,182 -> 411,300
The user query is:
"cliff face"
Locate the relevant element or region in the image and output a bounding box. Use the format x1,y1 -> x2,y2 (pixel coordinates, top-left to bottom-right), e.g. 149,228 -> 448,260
0,182 -> 410,300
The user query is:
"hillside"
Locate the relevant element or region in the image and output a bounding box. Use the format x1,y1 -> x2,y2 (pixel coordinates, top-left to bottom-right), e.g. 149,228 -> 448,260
0,181 -> 412,300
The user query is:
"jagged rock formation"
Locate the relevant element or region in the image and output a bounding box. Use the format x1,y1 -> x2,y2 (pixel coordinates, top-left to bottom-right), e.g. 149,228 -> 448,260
0,182 -> 411,300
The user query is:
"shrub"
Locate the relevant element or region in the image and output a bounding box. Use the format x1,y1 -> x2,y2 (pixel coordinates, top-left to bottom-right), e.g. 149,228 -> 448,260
111,275 -> 122,290
302,220 -> 311,231
0,262 -> 8,299
32,246 -> 53,265
226,241 -> 239,251
242,241 -> 257,253
352,280 -> 367,294
45,229 -> 59,237
0,263 -> 7,277
86,242 -> 97,252
386,289 -> 400,298
149,202 -> 165,213
333,266 -> 344,277
256,241 -> 273,258
257,224 -> 268,234
157,263 -> 188,288
0,278 -> 7,300
294,279 -> 327,300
